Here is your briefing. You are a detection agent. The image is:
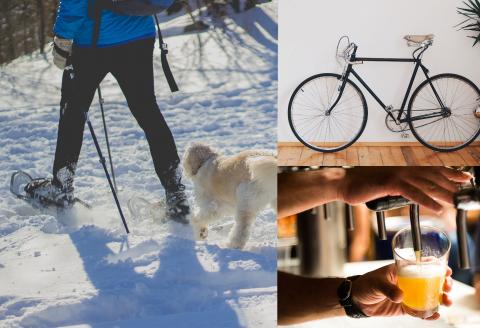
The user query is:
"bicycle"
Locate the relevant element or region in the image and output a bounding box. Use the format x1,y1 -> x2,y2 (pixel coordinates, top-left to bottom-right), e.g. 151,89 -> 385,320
288,35 -> 480,153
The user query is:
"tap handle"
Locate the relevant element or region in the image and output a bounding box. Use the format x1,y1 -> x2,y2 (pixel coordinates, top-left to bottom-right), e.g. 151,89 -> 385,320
366,195 -> 412,212
409,204 -> 422,254
323,204 -> 329,220
346,204 -> 354,231
456,209 -> 471,269
376,211 -> 387,240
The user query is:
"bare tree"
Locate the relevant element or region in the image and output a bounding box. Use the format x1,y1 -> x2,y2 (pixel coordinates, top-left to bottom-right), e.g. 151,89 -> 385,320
0,0 -> 262,65
1,0 -> 16,61
36,0 -> 46,54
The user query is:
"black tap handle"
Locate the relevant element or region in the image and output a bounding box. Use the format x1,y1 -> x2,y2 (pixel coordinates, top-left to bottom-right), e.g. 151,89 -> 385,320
409,204 -> 422,254
346,204 -> 354,231
366,196 -> 412,212
456,209 -> 471,269
376,211 -> 387,240
323,204 -> 329,220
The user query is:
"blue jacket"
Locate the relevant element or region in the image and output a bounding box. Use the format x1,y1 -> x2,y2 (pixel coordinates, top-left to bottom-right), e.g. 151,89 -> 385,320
53,0 -> 173,47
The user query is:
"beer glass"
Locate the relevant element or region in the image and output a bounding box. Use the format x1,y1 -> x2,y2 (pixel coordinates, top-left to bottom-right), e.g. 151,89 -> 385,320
392,226 -> 450,319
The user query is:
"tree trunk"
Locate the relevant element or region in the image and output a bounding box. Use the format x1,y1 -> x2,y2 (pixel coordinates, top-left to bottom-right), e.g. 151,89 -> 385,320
2,0 -> 16,60
36,0 -> 45,53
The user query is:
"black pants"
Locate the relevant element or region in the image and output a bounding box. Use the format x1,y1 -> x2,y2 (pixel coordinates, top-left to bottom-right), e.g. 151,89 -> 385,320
53,38 -> 179,189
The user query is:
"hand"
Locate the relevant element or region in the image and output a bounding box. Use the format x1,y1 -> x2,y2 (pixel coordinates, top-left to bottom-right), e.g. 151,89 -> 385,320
52,36 -> 73,70
339,167 -> 471,214
351,264 -> 453,320
475,274 -> 480,303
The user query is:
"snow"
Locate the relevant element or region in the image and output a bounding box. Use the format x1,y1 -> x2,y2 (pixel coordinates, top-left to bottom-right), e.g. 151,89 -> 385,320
0,2 -> 277,327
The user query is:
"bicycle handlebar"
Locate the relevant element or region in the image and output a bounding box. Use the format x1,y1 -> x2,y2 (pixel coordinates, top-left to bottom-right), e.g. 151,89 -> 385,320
335,35 -> 432,65
336,35 -> 355,62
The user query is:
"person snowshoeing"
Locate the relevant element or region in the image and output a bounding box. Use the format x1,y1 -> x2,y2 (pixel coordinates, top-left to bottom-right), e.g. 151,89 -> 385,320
26,0 -> 190,224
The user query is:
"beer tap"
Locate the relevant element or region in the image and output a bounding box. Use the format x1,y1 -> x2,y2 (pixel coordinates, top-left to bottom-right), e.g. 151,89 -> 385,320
453,176 -> 480,270
409,204 -> 422,261
366,196 -> 422,260
345,204 -> 354,231
364,169 -> 477,269
365,196 -> 412,240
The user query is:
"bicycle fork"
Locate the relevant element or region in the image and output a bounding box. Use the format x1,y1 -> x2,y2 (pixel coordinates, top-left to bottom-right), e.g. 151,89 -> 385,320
326,65 -> 352,115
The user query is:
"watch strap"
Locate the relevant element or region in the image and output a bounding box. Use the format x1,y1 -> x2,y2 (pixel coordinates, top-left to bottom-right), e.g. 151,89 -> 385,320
337,275 -> 369,319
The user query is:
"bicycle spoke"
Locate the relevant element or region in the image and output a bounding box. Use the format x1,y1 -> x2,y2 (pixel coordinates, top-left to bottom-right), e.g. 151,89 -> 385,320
409,75 -> 480,150
289,75 -> 366,151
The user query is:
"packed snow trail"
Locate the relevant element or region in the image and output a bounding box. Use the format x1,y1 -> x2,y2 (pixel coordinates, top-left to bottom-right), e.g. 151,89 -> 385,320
0,3 -> 277,327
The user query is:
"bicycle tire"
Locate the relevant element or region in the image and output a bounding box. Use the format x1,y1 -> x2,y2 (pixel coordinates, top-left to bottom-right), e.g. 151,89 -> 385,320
408,73 -> 480,152
288,73 -> 368,153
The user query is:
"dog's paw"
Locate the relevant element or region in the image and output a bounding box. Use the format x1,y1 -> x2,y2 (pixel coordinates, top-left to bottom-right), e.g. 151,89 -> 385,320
194,226 -> 208,240
199,227 -> 208,240
226,240 -> 244,249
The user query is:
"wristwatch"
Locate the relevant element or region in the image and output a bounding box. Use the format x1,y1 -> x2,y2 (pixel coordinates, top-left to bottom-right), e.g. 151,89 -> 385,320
337,275 -> 369,318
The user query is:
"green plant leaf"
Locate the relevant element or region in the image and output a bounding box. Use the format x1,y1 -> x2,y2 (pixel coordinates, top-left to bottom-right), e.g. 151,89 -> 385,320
457,0 -> 480,47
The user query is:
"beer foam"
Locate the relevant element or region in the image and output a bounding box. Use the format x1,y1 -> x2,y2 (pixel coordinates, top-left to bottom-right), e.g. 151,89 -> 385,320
398,264 -> 445,278
395,247 -> 416,260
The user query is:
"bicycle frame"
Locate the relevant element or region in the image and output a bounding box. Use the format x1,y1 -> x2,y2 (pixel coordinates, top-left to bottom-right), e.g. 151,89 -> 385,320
328,44 -> 449,123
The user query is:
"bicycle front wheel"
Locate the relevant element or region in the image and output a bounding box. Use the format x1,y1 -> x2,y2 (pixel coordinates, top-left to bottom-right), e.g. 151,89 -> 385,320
288,73 -> 367,153
408,73 -> 480,152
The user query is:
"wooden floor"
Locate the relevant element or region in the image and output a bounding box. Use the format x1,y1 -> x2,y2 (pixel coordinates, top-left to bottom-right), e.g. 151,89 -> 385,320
278,143 -> 480,166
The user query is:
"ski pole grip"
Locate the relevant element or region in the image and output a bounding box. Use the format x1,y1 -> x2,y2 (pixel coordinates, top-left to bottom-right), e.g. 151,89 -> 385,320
366,195 -> 412,212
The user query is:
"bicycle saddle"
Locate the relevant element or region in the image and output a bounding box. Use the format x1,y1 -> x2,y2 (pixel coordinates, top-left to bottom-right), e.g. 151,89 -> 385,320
404,34 -> 434,46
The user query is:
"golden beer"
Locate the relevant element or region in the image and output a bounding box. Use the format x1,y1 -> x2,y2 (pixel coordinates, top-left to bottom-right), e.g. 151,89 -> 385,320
397,264 -> 445,318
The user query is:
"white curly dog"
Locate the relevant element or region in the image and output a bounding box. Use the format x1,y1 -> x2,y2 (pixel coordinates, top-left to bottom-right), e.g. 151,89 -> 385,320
183,143 -> 277,249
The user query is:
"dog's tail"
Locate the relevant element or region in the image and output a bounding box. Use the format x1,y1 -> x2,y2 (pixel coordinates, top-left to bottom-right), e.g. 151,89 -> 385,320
247,153 -> 277,198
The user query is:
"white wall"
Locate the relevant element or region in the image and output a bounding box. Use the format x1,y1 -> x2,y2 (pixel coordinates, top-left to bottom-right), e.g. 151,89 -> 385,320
278,0 -> 480,142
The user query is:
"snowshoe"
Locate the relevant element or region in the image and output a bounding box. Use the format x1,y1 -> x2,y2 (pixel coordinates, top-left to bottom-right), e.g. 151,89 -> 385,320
128,193 -> 190,225
160,163 -> 190,225
166,186 -> 190,225
127,196 -> 166,223
10,171 -> 90,210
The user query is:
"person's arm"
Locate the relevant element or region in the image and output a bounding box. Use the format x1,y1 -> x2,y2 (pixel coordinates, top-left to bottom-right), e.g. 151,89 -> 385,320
348,205 -> 371,262
278,167 -> 472,219
475,274 -> 480,303
278,168 -> 346,218
278,264 -> 453,325
53,0 -> 88,40
278,271 -> 344,325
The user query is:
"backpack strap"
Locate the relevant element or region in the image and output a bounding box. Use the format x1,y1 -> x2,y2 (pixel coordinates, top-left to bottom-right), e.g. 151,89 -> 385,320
154,15 -> 179,92
88,1 -> 178,92
89,0 -> 103,48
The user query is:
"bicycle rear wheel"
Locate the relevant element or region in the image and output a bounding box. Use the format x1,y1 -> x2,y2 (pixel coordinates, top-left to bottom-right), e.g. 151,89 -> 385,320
288,73 -> 367,153
408,73 -> 480,152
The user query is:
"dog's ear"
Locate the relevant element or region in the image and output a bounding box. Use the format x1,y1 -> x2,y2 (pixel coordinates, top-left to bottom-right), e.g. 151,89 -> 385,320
182,142 -> 218,177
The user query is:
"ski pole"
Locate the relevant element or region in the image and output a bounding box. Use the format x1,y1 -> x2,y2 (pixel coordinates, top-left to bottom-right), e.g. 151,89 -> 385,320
85,112 -> 130,234
97,86 -> 117,191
